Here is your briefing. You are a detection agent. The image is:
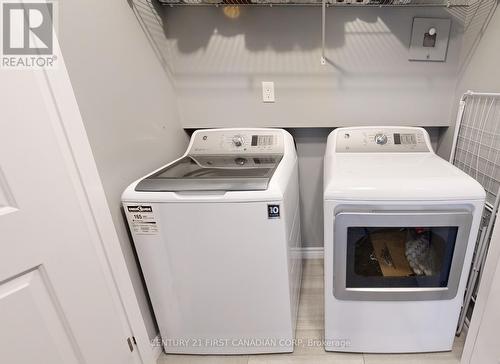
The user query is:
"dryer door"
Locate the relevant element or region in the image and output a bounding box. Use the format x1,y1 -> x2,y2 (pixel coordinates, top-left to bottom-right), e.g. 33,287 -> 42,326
333,210 -> 472,301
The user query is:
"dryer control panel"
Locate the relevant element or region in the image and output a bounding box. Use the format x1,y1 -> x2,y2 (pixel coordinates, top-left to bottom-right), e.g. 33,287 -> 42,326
190,129 -> 285,155
335,127 -> 431,153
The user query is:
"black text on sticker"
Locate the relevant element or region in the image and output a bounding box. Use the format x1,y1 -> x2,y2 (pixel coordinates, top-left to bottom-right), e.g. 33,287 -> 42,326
127,205 -> 153,213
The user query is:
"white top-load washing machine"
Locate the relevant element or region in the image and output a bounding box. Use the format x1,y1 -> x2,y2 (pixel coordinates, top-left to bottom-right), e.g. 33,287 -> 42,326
323,126 -> 485,353
122,128 -> 302,355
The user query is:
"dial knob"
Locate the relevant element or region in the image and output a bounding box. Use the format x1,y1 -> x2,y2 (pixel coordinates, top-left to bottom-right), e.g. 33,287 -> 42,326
232,136 -> 244,147
375,133 -> 388,145
235,157 -> 247,165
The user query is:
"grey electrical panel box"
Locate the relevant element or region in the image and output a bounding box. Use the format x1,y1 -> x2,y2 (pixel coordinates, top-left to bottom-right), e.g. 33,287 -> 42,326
409,17 -> 451,62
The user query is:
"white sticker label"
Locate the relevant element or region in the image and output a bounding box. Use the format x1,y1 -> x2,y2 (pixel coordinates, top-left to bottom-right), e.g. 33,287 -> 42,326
126,205 -> 159,235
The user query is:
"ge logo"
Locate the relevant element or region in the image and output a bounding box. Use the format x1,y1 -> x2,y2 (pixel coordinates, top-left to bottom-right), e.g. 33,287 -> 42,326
267,204 -> 280,219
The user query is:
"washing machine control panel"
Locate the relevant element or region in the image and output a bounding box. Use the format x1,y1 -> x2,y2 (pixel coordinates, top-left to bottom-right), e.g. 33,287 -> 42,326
335,128 -> 431,153
190,130 -> 285,155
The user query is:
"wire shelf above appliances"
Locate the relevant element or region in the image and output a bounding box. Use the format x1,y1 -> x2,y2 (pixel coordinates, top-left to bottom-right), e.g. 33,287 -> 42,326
159,0 -> 469,6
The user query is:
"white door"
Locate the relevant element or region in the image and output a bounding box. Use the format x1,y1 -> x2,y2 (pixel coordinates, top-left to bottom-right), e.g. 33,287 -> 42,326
0,70 -> 140,362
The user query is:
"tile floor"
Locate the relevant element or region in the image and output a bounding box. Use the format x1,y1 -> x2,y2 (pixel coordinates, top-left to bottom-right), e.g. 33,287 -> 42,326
158,259 -> 466,364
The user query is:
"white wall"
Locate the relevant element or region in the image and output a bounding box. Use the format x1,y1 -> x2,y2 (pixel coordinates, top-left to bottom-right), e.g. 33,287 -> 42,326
159,6 -> 466,128
58,0 -> 189,340
291,129 -> 329,248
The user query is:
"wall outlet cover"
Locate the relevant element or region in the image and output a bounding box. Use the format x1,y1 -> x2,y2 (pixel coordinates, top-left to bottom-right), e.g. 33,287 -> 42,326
409,17 -> 451,62
262,81 -> 275,103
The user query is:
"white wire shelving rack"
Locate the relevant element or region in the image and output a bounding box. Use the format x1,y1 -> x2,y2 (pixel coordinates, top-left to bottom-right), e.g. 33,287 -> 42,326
451,91 -> 500,335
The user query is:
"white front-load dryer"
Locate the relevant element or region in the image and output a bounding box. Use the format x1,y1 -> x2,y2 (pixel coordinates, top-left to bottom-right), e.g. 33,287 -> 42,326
122,128 -> 302,354
323,127 -> 485,353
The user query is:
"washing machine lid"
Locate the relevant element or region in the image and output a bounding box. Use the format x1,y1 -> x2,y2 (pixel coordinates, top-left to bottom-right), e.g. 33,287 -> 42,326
135,154 -> 283,192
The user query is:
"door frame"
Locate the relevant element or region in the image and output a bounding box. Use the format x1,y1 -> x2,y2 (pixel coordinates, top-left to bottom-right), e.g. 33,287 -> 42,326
35,37 -> 156,364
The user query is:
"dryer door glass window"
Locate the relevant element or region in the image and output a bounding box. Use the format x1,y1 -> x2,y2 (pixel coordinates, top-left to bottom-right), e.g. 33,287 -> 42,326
346,226 -> 457,288
333,210 -> 473,301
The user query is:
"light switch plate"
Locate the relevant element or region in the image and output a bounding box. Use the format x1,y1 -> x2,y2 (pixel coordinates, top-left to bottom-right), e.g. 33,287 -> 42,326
409,17 -> 451,62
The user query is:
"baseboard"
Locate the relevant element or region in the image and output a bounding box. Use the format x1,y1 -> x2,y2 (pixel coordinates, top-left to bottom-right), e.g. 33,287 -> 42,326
151,335 -> 163,360
301,247 -> 324,259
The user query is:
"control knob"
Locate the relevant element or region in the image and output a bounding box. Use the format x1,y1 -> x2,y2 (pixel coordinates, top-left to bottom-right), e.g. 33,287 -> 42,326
374,133 -> 388,145
235,157 -> 247,165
